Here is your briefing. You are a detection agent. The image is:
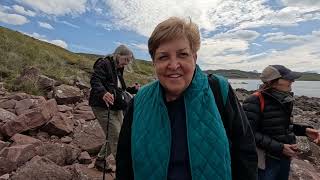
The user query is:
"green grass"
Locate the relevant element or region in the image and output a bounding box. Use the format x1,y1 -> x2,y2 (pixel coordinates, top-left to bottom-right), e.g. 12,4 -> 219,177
0,26 -> 155,95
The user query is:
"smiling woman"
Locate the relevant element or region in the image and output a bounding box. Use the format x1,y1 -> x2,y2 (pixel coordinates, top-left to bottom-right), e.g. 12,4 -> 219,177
116,17 -> 258,180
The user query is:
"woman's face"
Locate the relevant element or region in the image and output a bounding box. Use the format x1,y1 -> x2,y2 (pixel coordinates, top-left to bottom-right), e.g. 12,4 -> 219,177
153,37 -> 197,99
116,55 -> 132,68
273,78 -> 294,92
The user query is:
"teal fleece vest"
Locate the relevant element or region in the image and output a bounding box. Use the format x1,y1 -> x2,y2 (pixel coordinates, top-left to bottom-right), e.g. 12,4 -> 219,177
132,65 -> 231,180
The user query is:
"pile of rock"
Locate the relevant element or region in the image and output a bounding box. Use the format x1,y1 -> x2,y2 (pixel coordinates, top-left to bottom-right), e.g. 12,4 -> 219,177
0,86 -> 114,180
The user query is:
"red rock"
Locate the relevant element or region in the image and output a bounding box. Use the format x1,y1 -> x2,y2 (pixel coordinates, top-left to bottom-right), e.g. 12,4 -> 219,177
0,144 -> 36,167
42,113 -> 74,137
57,105 -> 73,112
73,121 -> 105,154
0,173 -> 10,180
61,136 -> 72,144
73,110 -> 95,121
78,151 -> 92,164
10,134 -> 42,146
0,108 -> 17,123
290,158 -> 320,180
0,99 -> 17,109
1,99 -> 58,137
36,143 -> 81,166
0,141 -> 9,151
15,99 -> 33,116
65,163 -> 114,180
8,93 -> 31,101
9,156 -> 73,180
0,157 -> 17,176
54,85 -> 83,105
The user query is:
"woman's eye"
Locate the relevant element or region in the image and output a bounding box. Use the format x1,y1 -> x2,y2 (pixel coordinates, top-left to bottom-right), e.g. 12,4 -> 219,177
180,52 -> 189,57
158,56 -> 167,60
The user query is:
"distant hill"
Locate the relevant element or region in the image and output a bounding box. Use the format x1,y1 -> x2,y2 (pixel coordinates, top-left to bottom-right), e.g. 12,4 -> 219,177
205,69 -> 320,81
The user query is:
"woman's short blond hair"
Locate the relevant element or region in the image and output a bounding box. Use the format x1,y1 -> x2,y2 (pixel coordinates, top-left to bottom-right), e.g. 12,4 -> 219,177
148,17 -> 200,60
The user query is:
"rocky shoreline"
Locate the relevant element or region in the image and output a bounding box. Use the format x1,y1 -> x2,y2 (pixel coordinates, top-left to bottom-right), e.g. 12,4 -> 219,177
0,83 -> 319,179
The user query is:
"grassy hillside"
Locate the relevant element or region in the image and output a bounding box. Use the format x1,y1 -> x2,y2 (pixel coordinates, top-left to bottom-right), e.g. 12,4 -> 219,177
0,26 -> 95,93
0,26 -> 154,94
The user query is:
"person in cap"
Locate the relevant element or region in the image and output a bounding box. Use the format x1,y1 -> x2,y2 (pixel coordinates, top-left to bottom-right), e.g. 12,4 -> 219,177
116,17 -> 258,180
243,65 -> 320,180
89,44 -> 140,171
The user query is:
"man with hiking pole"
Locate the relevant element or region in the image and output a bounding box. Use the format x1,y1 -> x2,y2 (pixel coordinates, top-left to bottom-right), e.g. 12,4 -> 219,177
89,45 -> 139,174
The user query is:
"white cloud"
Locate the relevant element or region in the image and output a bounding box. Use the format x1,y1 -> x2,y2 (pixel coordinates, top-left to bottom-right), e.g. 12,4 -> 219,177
214,30 -> 260,41
282,0 -> 320,8
59,21 -> 80,29
102,0 -> 273,36
198,30 -> 320,73
0,10 -> 29,25
38,21 -> 54,30
101,0 -> 320,38
22,31 -> 68,49
50,40 -> 68,48
0,5 -> 11,11
16,0 -> 87,16
130,43 -> 148,51
12,4 -> 36,17
199,38 -> 249,59
264,32 -> 307,44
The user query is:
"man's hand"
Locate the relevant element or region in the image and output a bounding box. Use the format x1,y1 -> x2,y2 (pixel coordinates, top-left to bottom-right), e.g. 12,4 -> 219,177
134,83 -> 141,90
306,128 -> 320,145
282,144 -> 298,158
103,92 -> 114,107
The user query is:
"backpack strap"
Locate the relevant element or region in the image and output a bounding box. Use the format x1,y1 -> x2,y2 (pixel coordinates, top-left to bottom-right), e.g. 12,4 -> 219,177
208,74 -> 230,139
253,91 -> 265,112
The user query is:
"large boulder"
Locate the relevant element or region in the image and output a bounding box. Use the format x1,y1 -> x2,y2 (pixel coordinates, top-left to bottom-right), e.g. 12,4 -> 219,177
54,85 -> 83,105
14,99 -> 33,116
290,159 -> 320,180
8,93 -> 31,101
58,105 -> 73,113
36,143 -> 81,166
65,163 -> 114,180
37,75 -> 57,91
0,144 -> 36,167
0,141 -> 9,152
73,120 -> 105,154
0,157 -> 17,176
10,134 -> 42,146
73,110 -> 95,121
15,97 -> 47,116
9,156 -> 73,180
0,108 -> 17,123
0,99 -> 17,110
1,99 -> 58,137
41,113 -> 74,137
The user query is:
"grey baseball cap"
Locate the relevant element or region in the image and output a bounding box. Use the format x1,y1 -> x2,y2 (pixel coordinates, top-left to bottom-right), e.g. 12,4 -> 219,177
260,65 -> 302,83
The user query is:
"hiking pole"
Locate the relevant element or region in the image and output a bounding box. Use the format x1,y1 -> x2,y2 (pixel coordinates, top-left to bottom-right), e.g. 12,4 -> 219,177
103,105 -> 111,180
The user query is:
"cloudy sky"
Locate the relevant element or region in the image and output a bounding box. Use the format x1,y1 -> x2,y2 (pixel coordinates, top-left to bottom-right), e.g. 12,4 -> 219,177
1,0 -> 320,72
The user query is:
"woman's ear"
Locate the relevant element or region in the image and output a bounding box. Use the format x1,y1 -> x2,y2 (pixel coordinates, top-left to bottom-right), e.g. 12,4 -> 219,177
193,53 -> 198,63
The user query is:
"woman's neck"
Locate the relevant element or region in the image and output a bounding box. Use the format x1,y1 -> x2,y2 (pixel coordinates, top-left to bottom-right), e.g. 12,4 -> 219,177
165,93 -> 181,102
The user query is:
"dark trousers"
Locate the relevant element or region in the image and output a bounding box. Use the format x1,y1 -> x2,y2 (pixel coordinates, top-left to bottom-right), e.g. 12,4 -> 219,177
258,156 -> 291,180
